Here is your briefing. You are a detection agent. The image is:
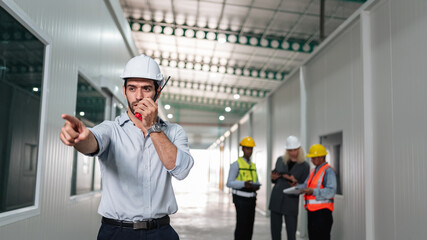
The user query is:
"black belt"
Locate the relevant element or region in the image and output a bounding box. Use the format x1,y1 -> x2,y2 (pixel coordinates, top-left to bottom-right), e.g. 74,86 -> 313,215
102,215 -> 170,230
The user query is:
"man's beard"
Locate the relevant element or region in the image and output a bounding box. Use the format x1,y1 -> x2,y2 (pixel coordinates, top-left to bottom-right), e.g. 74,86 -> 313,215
125,92 -> 155,114
128,101 -> 137,115
127,100 -> 136,114
125,91 -> 138,114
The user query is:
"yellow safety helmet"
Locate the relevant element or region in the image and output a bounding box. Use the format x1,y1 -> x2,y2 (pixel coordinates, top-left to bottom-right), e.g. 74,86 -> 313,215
240,136 -> 256,147
306,144 -> 327,158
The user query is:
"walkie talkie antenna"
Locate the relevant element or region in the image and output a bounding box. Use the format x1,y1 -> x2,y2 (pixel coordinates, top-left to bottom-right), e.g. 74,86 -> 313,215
153,76 -> 170,102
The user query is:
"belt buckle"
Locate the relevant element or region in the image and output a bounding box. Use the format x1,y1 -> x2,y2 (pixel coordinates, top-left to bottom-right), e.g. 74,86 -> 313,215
133,221 -> 148,230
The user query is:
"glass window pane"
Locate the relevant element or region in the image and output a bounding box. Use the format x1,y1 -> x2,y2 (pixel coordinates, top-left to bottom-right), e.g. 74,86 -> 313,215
76,76 -> 106,127
70,75 -> 105,196
320,132 -> 343,195
0,7 -> 45,213
112,98 -> 124,119
93,157 -> 101,191
73,153 -> 94,195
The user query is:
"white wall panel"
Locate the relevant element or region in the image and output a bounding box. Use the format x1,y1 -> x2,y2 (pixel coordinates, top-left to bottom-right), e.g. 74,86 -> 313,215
370,1 -> 427,239
237,117 -> 251,159
252,101 -> 269,212
239,117 -> 250,139
224,129 -> 240,195
271,73 -> 301,166
368,2 -> 394,239
305,19 -> 364,240
223,136 -> 231,191
208,146 -> 221,186
230,130 -> 239,163
0,0 -> 132,239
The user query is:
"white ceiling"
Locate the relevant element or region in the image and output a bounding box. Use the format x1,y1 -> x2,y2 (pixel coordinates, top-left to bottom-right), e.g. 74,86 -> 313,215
119,0 -> 366,148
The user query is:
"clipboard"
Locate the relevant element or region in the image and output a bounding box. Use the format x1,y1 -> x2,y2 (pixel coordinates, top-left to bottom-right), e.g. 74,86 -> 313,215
283,186 -> 304,195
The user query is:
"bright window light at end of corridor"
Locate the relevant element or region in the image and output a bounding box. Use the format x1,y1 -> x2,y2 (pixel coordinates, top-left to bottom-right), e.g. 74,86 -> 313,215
79,111 -> 85,116
33,87 -> 39,92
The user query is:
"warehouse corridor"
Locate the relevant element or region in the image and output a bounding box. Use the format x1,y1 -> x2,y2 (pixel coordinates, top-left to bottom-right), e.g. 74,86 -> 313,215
1,1 -> 427,239
170,152 -> 304,240
172,175 -> 273,240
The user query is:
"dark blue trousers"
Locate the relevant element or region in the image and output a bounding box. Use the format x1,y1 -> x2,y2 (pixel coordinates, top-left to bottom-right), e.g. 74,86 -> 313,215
307,209 -> 333,240
270,211 -> 298,240
97,222 -> 179,240
233,194 -> 257,240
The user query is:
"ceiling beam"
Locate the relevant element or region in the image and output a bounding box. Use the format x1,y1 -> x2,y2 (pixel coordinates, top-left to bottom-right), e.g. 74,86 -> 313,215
151,55 -> 289,82
128,18 -> 318,53
161,92 -> 254,114
166,79 -> 269,99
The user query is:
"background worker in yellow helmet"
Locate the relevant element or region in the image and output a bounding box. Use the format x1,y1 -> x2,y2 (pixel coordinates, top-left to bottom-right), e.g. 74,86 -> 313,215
298,144 -> 337,240
226,136 -> 261,240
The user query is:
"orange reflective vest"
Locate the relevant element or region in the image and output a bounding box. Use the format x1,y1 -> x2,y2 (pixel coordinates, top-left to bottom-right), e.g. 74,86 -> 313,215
304,163 -> 334,212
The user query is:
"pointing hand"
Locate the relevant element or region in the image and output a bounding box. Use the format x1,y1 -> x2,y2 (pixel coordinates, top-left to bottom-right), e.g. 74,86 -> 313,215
59,114 -> 90,146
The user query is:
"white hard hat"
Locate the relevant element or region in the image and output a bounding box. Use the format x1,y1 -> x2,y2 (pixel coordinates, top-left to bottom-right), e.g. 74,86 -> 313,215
285,136 -> 301,150
120,54 -> 164,85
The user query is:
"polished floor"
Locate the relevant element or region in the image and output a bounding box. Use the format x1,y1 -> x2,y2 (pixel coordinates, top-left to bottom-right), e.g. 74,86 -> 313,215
170,156 -> 305,240
171,182 -> 273,240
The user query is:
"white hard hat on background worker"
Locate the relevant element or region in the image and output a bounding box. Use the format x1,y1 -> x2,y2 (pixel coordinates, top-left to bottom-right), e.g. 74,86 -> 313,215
285,135 -> 301,150
120,54 -> 164,86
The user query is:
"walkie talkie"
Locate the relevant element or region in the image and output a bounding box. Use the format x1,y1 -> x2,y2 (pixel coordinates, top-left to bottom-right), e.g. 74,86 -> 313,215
135,76 -> 171,121
153,76 -> 170,102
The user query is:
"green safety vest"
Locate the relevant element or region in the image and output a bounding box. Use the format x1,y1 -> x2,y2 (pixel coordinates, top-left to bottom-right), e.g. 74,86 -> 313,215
236,157 -> 257,183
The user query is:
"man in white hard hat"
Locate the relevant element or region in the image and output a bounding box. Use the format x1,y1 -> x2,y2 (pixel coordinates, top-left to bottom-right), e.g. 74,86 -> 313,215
60,54 -> 194,240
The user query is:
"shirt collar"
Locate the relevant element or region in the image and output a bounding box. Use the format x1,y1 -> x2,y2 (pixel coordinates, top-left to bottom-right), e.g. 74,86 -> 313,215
314,162 -> 328,172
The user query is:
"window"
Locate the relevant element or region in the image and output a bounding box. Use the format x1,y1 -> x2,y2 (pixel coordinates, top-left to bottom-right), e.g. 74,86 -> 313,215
70,75 -> 105,196
0,6 -> 45,214
112,97 -> 125,119
320,132 -> 343,195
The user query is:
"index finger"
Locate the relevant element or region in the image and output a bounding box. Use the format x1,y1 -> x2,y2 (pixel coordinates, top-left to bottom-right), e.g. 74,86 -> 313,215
61,114 -> 80,126
140,97 -> 158,108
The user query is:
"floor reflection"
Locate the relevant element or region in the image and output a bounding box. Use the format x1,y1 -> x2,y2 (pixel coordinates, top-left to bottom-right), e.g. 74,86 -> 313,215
171,149 -> 271,240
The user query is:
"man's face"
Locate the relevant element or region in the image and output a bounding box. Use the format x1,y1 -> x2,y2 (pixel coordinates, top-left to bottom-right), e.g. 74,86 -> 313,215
123,78 -> 156,114
242,146 -> 253,159
311,156 -> 325,166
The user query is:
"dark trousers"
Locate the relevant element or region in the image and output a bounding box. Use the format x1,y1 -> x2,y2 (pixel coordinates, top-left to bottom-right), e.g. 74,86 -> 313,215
307,209 -> 333,240
97,222 -> 179,240
233,194 -> 257,240
270,211 -> 298,240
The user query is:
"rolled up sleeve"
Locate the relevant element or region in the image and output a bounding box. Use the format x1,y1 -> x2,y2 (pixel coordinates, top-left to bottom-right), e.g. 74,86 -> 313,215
167,125 -> 194,180
88,121 -> 112,157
